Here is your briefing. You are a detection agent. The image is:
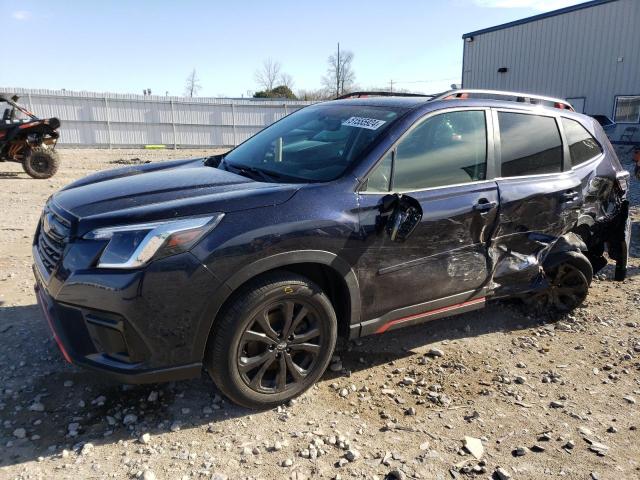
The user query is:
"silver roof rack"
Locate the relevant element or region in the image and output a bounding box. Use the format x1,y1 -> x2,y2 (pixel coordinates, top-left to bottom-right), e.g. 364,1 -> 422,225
433,89 -> 575,111
336,91 -> 434,99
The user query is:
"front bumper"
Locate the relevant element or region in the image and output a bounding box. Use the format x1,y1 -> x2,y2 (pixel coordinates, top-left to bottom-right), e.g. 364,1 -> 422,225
32,248 -> 225,384
35,280 -> 201,383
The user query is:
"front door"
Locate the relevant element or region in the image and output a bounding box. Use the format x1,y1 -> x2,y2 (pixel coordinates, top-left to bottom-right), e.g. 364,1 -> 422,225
355,108 -> 499,326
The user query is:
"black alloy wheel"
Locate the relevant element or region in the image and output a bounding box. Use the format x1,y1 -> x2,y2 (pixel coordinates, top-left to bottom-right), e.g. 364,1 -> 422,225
545,262 -> 589,311
206,272 -> 337,409
526,253 -> 592,313
237,299 -> 324,393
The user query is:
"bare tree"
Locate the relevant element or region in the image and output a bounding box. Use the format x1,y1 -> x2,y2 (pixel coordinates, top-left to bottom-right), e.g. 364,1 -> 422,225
254,58 -> 282,92
322,43 -> 356,98
184,69 -> 202,98
279,73 -> 295,90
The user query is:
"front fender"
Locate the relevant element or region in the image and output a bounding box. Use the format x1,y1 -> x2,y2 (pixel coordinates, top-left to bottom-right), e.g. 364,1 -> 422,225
192,249 -> 361,360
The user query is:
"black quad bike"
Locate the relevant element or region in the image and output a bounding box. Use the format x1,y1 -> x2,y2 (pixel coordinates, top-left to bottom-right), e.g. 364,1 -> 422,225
0,94 -> 61,179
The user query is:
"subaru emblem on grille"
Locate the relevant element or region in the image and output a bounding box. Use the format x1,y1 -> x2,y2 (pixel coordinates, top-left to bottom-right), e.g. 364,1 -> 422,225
43,212 -> 63,239
42,213 -> 52,236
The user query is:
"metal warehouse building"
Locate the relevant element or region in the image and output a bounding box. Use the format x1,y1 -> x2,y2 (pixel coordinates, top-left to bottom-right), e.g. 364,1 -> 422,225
461,0 -> 640,142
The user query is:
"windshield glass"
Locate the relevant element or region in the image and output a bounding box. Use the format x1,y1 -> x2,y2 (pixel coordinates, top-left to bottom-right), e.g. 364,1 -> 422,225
223,104 -> 404,182
1,100 -> 30,122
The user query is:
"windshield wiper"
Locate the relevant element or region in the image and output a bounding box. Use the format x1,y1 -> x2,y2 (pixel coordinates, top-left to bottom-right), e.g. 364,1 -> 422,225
224,162 -> 282,183
239,166 -> 280,182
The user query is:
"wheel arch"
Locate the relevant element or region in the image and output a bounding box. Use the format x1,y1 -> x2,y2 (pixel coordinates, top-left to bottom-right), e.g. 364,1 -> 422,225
542,249 -> 593,286
196,250 -> 361,360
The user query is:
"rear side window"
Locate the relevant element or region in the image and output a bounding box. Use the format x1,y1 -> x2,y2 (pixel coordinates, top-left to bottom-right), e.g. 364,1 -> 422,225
561,118 -> 602,167
498,112 -> 563,177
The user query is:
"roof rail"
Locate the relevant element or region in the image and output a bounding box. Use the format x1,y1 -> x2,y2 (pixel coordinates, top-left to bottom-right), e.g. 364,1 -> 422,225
433,89 -> 575,111
336,91 -> 434,100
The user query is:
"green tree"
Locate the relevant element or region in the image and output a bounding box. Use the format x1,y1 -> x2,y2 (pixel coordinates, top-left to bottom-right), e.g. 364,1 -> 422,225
253,85 -> 297,99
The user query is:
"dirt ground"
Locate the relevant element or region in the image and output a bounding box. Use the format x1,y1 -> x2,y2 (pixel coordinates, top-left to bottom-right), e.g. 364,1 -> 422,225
0,148 -> 639,480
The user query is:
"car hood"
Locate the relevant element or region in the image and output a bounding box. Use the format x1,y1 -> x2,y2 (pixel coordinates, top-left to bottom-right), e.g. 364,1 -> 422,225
52,158 -> 300,234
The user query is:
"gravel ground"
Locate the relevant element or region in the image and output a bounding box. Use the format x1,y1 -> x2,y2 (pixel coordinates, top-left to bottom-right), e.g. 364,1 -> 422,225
0,147 -> 639,480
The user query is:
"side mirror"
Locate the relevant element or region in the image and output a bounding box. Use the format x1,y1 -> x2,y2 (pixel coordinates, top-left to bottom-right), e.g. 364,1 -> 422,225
204,153 -> 225,167
379,194 -> 423,242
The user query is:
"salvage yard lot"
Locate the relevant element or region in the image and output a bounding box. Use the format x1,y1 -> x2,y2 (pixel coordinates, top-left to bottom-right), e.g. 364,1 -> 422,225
0,148 -> 639,480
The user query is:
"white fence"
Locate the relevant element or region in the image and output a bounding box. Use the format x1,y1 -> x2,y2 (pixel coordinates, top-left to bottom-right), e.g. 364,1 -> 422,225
1,88 -> 314,148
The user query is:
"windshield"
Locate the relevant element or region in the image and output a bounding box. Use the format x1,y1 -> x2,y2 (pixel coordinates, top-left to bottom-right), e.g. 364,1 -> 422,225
1,99 -> 31,122
223,103 -> 404,182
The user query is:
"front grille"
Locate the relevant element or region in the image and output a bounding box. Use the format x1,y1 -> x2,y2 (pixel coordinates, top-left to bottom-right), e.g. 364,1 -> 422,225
36,206 -> 71,275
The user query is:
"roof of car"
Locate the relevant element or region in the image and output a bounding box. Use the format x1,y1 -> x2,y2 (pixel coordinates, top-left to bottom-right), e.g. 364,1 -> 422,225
326,96 -> 432,108
326,89 -> 577,113
324,96 -> 576,117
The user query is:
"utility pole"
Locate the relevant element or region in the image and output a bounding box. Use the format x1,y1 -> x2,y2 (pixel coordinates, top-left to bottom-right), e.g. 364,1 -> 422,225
336,42 -> 341,97
389,79 -> 394,92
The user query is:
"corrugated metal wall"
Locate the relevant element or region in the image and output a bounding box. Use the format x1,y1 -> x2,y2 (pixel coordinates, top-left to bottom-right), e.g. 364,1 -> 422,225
462,0 -> 640,139
0,88 -> 314,148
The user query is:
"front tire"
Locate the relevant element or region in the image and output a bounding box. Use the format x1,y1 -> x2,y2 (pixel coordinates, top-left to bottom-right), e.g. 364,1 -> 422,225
23,147 -> 60,179
205,272 -> 337,409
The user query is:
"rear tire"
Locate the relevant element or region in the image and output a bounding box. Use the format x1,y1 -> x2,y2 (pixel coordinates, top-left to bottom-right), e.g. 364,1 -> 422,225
526,251 -> 592,312
205,272 -> 337,409
23,147 -> 59,179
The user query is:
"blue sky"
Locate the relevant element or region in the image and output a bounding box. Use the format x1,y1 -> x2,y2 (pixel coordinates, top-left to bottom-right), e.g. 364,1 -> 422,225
1,0 -> 585,97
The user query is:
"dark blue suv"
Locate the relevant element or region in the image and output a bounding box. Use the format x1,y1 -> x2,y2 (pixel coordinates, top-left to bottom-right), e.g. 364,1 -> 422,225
33,90 -> 630,408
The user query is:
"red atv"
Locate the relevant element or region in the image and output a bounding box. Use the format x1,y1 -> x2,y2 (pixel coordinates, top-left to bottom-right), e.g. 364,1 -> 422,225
0,94 -> 61,178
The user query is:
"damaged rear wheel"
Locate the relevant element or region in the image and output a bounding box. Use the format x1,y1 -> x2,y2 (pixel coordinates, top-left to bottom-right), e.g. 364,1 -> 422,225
526,252 -> 592,312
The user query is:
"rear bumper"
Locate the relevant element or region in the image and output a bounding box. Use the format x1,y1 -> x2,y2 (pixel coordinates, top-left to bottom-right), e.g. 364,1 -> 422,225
34,279 -> 202,383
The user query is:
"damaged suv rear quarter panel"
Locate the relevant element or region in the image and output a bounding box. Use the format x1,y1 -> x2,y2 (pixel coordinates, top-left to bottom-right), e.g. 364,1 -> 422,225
489,111 -> 629,296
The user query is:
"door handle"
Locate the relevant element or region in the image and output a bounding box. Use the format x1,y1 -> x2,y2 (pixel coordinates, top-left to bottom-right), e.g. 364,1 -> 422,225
473,199 -> 497,212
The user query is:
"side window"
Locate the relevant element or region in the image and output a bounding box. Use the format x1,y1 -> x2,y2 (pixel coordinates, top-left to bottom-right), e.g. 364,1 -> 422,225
362,151 -> 392,192
498,112 -> 563,177
392,110 -> 487,191
561,118 -> 602,167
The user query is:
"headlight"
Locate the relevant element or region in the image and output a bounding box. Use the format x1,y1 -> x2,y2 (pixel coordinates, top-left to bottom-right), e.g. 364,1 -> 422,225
83,214 -> 224,268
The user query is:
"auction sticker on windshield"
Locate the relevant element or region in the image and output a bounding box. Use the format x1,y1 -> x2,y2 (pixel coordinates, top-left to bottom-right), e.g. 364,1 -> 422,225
342,117 -> 386,130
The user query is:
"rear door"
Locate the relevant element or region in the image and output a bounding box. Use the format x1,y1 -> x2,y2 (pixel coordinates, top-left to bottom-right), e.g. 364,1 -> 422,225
491,109 -> 582,293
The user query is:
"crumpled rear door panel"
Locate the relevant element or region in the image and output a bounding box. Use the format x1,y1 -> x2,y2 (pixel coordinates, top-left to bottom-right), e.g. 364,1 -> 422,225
490,172 -> 583,295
